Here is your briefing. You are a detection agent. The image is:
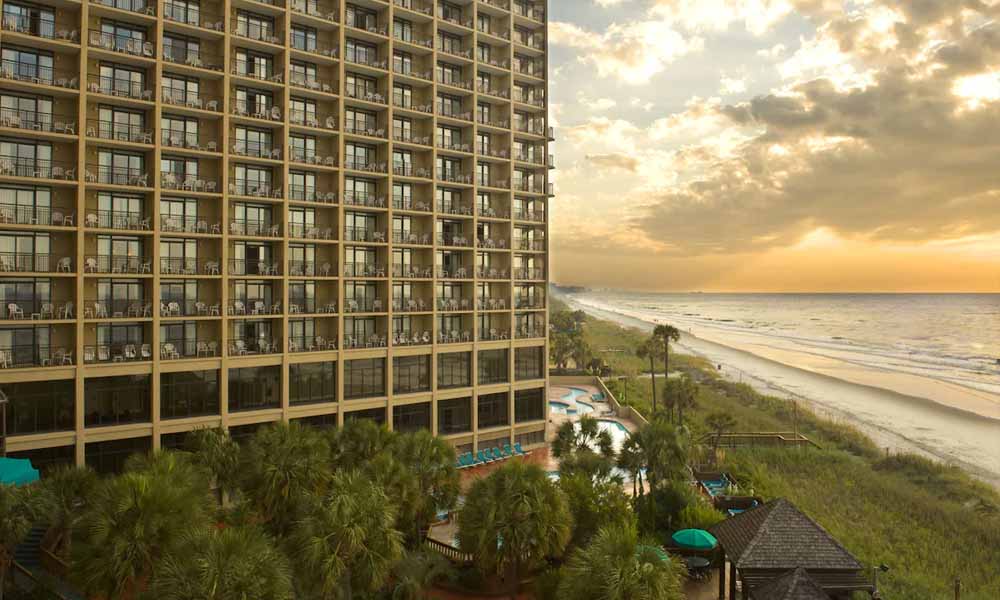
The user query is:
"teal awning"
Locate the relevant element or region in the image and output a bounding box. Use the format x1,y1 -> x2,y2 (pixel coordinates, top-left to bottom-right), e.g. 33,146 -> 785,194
671,528 -> 718,550
0,458 -> 40,485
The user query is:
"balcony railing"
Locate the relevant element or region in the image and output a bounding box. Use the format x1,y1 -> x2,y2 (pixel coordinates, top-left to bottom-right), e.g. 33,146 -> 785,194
162,172 -> 219,193
232,140 -> 278,159
162,89 -> 221,111
343,333 -> 387,349
159,257 -> 212,275
288,223 -> 333,239
164,2 -> 223,30
437,297 -> 471,311
513,267 -> 544,280
229,337 -> 281,355
287,298 -> 332,314
395,297 -> 431,312
86,165 -> 150,187
477,266 -> 511,279
228,259 -> 280,276
288,335 -> 337,352
230,219 -> 280,237
92,0 -> 155,16
0,108 -> 76,134
345,119 -> 386,137
0,59 -> 77,88
2,299 -> 73,320
477,329 -> 509,342
289,260 -> 335,277
344,227 -> 386,243
83,343 -> 151,364
85,210 -> 149,230
233,21 -> 282,44
0,344 -> 69,368
228,299 -> 281,316
160,299 -> 221,317
162,132 -> 219,152
230,60 -> 282,83
229,180 -> 282,198
0,253 -> 66,273
85,299 -> 151,318
514,238 -> 545,251
478,297 -> 509,310
161,215 -> 219,234
1,12 -> 57,39
89,30 -> 154,57
393,196 -> 431,212
291,0 -> 340,22
289,150 -> 338,167
83,255 -> 151,274
289,186 -> 337,203
344,191 -> 385,208
343,157 -> 386,173
344,262 -> 386,277
439,330 -> 474,344
87,75 -> 153,102
437,266 -> 471,279
290,110 -> 336,129
478,237 -> 508,249
437,171 -> 472,184
161,339 -> 219,359
0,156 -> 76,180
86,119 -> 153,144
392,263 -> 433,279
515,297 -> 546,309
392,0 -> 433,16
393,330 -> 432,346
345,85 -> 386,104
0,203 -> 74,226
438,233 -> 472,247
513,209 -> 545,222
231,100 -> 281,120
478,206 -> 510,219
438,203 -> 473,216
290,74 -> 337,93
162,46 -> 222,71
344,297 -> 385,313
515,327 -> 546,339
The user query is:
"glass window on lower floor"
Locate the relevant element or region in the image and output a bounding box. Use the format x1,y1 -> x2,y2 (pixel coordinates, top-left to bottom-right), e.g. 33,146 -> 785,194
438,397 -> 471,434
344,358 -> 385,400
477,391 -> 509,429
478,349 -> 508,385
2,378 -> 74,435
160,430 -> 191,450
344,406 -> 386,426
229,422 -> 271,444
514,346 -> 544,381
7,444 -> 74,475
84,375 -> 151,428
290,361 -> 337,405
515,429 -> 545,448
161,370 -> 219,419
393,354 -> 430,394
228,366 -> 280,412
478,435 -> 510,452
392,401 -> 430,433
85,436 -> 152,475
293,412 -> 338,430
514,387 -> 545,423
438,351 -> 470,389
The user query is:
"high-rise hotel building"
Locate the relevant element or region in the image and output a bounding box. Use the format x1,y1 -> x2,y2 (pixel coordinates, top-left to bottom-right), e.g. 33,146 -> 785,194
0,0 -> 551,473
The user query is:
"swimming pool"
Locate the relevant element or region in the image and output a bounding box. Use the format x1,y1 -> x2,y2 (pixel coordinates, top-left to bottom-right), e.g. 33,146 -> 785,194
549,400 -> 574,414
573,418 -> 631,452
551,387 -> 598,415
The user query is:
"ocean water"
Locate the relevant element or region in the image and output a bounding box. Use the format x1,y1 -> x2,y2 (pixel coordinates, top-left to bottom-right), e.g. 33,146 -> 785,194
573,292 -> 1000,404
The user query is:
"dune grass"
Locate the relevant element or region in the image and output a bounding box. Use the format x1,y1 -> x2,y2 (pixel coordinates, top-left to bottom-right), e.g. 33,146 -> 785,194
560,299 -> 1000,599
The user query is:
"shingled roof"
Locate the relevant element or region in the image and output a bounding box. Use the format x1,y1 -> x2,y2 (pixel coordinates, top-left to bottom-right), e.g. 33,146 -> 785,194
751,567 -> 832,600
709,498 -> 863,571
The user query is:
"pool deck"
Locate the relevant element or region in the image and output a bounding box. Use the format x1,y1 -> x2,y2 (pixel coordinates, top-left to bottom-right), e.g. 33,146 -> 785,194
549,383 -> 640,438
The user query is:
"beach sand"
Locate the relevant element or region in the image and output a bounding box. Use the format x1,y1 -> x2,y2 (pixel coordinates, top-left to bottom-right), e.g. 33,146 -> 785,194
563,295 -> 1000,489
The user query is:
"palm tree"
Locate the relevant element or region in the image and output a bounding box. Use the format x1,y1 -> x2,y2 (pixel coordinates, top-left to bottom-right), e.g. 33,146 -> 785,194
621,420 -> 689,493
148,525 -> 293,600
186,427 -> 241,505
291,469 -> 403,600
72,456 -> 213,599
329,417 -> 396,469
635,339 -> 662,413
653,324 -> 681,421
239,422 -> 331,535
617,435 -> 645,499
0,483 -> 45,600
389,430 -> 460,544
457,460 -> 572,600
387,550 -> 454,600
705,411 -> 737,461
663,375 -> 699,426
39,465 -> 98,558
558,521 -> 685,600
551,417 -> 613,461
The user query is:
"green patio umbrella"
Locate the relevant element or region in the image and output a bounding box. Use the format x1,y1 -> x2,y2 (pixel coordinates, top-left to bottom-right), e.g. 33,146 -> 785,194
671,528 -> 717,550
0,457 -> 40,486
637,544 -> 670,562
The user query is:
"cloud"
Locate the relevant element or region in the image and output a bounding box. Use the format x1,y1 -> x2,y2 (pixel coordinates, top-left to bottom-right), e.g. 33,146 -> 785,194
757,43 -> 787,60
586,153 -> 641,173
719,74 -> 749,95
550,20 -> 704,84
648,0 -> 797,36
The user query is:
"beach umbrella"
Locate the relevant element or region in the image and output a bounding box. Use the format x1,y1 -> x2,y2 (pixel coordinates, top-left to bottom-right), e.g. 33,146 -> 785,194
671,528 -> 717,550
0,457 -> 40,485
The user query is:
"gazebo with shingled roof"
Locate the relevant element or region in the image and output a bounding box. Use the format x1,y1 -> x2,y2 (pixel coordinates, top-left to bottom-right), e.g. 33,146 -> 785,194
751,566 -> 833,600
709,498 -> 874,599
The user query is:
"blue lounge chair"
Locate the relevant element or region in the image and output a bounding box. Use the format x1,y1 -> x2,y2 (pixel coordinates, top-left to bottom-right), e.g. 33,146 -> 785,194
513,442 -> 526,455
491,447 -> 504,461
476,450 -> 492,464
502,444 -> 514,458
460,452 -> 473,468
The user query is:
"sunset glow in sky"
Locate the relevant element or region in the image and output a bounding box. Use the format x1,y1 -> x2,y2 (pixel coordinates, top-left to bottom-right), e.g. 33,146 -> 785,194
547,1 -> 1000,292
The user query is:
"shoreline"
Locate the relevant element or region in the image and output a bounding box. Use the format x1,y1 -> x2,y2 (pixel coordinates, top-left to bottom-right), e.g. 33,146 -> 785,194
560,293 -> 1000,490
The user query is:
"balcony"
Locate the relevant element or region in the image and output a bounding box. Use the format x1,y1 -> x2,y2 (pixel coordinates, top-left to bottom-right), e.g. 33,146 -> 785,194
514,238 -> 545,251
84,255 -> 151,275
232,101 -> 281,120
515,327 -> 546,339
0,156 -> 77,181
345,52 -> 387,70
289,149 -> 338,167
88,30 -> 155,58
439,330 -> 474,344
392,0 -> 433,16
291,0 -> 340,23
162,46 -> 223,71
478,297 -> 509,310
229,299 -> 281,316
0,59 -> 78,89
393,196 -> 432,212
3,300 -> 74,321
477,237 -> 508,250
438,233 -> 472,247
513,267 -> 544,280
513,209 -> 545,222
392,231 -> 432,245
437,265 -> 471,279
392,164 -> 432,178
288,223 -> 334,239
160,215 -> 220,234
438,203 -> 473,216
290,110 -> 337,129
230,180 -> 282,199
229,337 -> 281,355
393,127 -> 430,146
160,300 -> 221,317
343,333 -> 387,349
393,330 -> 432,346
344,227 -> 386,243
87,75 -> 153,102
290,74 -> 338,94
161,172 -> 219,193
477,266 -> 510,279
84,299 -> 152,319
161,339 -> 219,359
288,298 -> 337,314
515,297 -> 545,309
232,140 -> 280,160
437,297 -> 471,311
1,108 -> 77,136
478,328 -> 510,342
87,119 -> 154,144
1,12 -> 76,43
288,335 -> 337,352
228,259 -> 280,277
345,119 -> 386,138
0,203 -> 75,227
233,21 -> 283,45
86,165 -> 150,187
83,343 -> 151,364
0,343 -> 72,368
344,262 -> 386,277
160,257 -> 219,276
344,191 -> 386,208
162,89 -> 220,111
0,253 -> 70,274
345,84 -> 386,104
289,260 -> 335,277
230,219 -> 281,237
164,2 -> 224,30
395,297 -> 431,312
437,170 -> 472,184
92,0 -> 156,16
392,263 -> 433,279
84,210 -> 150,231
289,186 -> 338,204
437,138 -> 470,153
479,206 -> 510,219
230,61 -> 283,84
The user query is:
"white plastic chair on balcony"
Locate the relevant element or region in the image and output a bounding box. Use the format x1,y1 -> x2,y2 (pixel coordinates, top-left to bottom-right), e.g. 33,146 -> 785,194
57,257 -> 73,272
194,301 -> 207,315
233,301 -> 246,315
7,303 -> 23,320
196,341 -> 211,357
40,303 -> 54,319
252,301 -> 266,315
59,302 -> 73,319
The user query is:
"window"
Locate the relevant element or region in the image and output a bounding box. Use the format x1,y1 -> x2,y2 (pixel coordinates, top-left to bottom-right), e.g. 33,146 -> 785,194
0,139 -> 51,177
234,126 -> 273,157
478,391 -> 509,428
7,445 -> 74,475
438,397 -> 471,434
437,31 -> 462,54
346,39 -> 378,65
345,142 -> 376,169
162,73 -> 200,104
291,25 -> 318,52
438,352 -> 471,389
515,346 -> 544,380
294,412 -> 338,430
163,34 -> 200,64
234,48 -> 274,78
345,72 -> 378,99
84,374 -> 151,427
393,50 -> 412,74
478,349 -> 509,385
393,18 -> 412,42
344,358 -> 385,399
515,429 -> 545,448
1,379 -> 73,435
393,354 -> 430,394
236,11 -> 274,41
393,402 -> 430,433
2,46 -> 54,84
290,60 -> 318,86
344,407 -> 387,425
393,83 -> 412,108
235,87 -> 272,114
2,3 -> 55,39
228,366 -> 280,411
346,4 -> 378,30
164,0 -> 201,26
436,93 -> 463,117
290,361 -> 337,405
97,149 -> 144,185
515,387 -> 545,422
161,370 -> 219,419
436,61 -> 462,85
0,93 -> 52,133
85,437 -> 151,475
97,62 -> 146,98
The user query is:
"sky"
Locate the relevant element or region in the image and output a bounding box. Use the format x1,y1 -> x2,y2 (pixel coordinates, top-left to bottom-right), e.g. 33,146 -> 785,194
547,0 -> 1000,292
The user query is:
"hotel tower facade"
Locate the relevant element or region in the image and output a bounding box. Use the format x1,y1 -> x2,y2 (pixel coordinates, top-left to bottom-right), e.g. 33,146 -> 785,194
0,0 -> 551,473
